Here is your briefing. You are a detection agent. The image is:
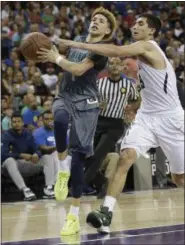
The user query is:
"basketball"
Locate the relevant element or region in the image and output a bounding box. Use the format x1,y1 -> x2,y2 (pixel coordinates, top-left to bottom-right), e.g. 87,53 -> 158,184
20,32 -> 52,61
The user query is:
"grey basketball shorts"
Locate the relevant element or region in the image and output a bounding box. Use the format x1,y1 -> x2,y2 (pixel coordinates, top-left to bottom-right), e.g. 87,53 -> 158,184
52,97 -> 100,156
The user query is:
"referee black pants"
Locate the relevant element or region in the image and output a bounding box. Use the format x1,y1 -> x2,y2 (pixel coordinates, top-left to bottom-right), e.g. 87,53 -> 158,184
84,116 -> 124,186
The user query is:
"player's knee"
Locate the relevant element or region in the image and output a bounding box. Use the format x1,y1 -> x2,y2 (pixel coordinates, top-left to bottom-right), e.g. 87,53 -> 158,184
119,148 -> 136,172
171,173 -> 184,187
53,110 -> 69,153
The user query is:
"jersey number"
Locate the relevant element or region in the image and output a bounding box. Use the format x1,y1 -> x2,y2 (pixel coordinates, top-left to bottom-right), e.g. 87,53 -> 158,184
163,73 -> 168,94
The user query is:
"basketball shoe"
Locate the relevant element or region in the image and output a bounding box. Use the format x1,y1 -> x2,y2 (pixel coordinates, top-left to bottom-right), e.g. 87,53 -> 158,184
86,206 -> 112,234
61,213 -> 80,236
54,171 -> 70,201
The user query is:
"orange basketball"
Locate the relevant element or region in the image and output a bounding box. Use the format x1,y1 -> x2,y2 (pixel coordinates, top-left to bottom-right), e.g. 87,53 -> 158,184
20,32 -> 52,61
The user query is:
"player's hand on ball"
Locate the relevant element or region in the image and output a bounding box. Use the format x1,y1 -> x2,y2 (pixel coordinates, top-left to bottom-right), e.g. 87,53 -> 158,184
37,45 -> 60,63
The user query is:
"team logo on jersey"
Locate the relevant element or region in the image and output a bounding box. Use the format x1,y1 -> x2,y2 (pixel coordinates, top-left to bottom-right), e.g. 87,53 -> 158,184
121,88 -> 126,94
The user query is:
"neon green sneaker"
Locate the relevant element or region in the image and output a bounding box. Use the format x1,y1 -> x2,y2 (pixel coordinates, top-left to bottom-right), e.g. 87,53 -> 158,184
54,171 -> 70,201
60,233 -> 80,244
61,214 -> 80,236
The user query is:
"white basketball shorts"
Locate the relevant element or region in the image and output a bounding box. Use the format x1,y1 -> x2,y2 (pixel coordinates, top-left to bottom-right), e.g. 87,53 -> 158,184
121,111 -> 184,174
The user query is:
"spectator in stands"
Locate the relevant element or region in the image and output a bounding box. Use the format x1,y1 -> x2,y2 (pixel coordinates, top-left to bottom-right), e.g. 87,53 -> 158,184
174,21 -> 184,38
123,9 -> 135,27
29,23 -> 40,33
1,17 -> 12,59
43,100 -> 52,111
33,110 -> 58,197
33,110 -> 56,155
42,5 -> 55,25
23,60 -> 41,80
28,3 -> 42,25
4,48 -> 25,68
1,96 -> 9,118
13,59 -> 21,72
1,113 -> 55,200
32,71 -> 49,97
37,115 -> 43,128
41,63 -> 58,95
22,94 -> 42,131
2,107 -> 13,131
2,70 -> 13,96
48,25 -> 59,43
1,3 -> 10,20
12,71 -> 29,96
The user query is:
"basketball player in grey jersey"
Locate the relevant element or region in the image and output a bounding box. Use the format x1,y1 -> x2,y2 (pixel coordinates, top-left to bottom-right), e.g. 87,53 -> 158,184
37,7 -> 116,236
59,13 -> 184,234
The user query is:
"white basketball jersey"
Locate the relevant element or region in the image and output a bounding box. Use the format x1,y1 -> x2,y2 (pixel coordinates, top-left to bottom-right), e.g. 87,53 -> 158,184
137,40 -> 182,115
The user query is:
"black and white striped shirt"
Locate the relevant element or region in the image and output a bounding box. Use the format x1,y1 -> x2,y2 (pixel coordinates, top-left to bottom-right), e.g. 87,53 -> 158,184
97,76 -> 137,119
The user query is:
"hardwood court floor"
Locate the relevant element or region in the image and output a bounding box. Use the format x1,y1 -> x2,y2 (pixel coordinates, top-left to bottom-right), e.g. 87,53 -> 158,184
2,189 -> 184,245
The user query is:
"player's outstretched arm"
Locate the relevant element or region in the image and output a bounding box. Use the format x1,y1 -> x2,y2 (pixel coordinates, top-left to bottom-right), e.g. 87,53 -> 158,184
58,39 -> 147,57
37,45 -> 94,76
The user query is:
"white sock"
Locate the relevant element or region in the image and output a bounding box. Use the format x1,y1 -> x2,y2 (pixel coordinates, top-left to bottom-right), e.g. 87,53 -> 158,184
103,196 -> 116,212
59,155 -> 72,172
69,205 -> 79,216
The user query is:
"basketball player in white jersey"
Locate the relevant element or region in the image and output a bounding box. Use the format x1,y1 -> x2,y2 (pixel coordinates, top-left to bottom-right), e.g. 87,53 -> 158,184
58,14 -> 184,233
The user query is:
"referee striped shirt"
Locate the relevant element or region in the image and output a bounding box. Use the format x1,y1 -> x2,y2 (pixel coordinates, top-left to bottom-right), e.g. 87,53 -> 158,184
97,76 -> 137,119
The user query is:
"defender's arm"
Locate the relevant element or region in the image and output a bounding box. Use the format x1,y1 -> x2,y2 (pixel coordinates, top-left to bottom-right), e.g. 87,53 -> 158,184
58,39 -> 149,57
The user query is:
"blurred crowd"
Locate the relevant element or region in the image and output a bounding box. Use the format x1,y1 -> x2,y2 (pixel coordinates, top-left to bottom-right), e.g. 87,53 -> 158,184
1,2 -> 184,128
1,1 -> 184,199
2,2 -> 184,127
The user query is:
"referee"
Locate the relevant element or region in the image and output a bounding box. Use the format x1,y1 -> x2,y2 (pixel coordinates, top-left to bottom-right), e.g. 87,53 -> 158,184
84,57 -> 138,188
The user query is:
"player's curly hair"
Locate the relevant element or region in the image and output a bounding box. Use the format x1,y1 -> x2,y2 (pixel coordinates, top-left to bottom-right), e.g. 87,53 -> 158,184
91,7 -> 117,42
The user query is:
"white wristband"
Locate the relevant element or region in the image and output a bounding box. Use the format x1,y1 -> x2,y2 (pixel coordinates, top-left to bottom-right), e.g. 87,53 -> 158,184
55,56 -> 63,65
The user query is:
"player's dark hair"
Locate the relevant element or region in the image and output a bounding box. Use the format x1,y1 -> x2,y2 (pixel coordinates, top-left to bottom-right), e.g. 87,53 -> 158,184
139,14 -> 161,37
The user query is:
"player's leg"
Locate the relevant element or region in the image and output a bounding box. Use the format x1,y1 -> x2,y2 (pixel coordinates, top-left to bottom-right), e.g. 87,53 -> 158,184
61,100 -> 99,236
60,150 -> 86,236
157,114 -> 184,187
86,116 -> 158,234
97,153 -> 120,199
52,98 -> 71,201
103,153 -> 122,184
84,128 -> 123,185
